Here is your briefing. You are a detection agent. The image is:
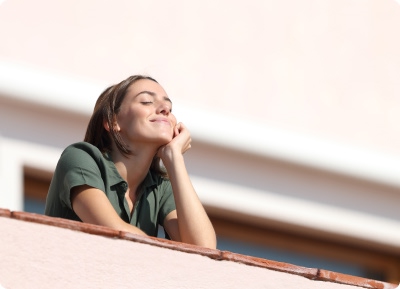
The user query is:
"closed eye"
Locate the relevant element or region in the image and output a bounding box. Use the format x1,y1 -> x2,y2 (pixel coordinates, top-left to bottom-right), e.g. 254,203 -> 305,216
141,101 -> 153,105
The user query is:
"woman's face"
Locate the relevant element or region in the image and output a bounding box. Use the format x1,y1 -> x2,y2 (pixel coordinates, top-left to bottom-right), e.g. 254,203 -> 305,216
115,79 -> 177,148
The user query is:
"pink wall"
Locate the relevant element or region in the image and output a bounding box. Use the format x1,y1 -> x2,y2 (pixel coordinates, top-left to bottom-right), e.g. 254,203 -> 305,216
0,211 -> 397,289
0,0 -> 399,155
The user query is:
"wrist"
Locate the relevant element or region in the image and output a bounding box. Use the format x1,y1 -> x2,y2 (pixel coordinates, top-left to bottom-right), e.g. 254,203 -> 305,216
162,151 -> 184,169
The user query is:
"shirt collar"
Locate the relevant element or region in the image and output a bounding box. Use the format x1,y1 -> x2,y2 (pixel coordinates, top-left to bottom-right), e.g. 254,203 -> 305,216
103,152 -> 158,189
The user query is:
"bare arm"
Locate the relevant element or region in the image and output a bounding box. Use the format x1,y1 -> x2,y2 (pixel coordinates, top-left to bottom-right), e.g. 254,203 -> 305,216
71,185 -> 147,236
159,123 -> 217,249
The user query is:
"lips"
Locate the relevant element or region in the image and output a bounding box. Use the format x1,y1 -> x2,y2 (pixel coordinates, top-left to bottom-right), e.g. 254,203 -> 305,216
150,117 -> 171,125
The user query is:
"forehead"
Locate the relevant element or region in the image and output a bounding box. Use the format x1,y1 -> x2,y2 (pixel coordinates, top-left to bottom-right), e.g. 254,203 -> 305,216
127,79 -> 167,96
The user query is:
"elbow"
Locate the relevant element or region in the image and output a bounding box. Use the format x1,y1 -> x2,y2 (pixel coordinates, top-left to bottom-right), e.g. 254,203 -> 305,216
205,239 -> 217,250
203,233 -> 217,249
192,233 -> 217,249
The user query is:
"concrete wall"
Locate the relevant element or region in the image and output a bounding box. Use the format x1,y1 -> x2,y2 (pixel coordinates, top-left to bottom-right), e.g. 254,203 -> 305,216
0,211 -> 396,289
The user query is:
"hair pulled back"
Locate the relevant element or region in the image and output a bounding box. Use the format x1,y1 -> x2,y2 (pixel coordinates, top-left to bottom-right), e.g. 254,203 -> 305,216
84,75 -> 166,176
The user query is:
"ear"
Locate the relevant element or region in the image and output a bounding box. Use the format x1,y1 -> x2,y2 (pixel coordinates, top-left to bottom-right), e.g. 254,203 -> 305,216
103,120 -> 110,132
103,119 -> 120,132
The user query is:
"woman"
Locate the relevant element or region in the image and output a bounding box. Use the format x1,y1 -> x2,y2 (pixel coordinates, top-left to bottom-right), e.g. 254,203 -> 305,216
45,75 -> 216,249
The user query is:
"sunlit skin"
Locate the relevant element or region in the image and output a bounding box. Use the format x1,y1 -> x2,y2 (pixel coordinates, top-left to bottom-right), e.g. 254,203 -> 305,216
110,79 -> 189,214
115,79 -> 178,149
71,78 -> 217,249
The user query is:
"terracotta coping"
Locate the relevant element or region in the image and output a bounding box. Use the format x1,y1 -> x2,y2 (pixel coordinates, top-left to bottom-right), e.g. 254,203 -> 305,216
0,207 -> 397,289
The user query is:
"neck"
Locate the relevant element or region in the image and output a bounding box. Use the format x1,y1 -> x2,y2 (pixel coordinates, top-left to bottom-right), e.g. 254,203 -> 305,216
111,143 -> 157,191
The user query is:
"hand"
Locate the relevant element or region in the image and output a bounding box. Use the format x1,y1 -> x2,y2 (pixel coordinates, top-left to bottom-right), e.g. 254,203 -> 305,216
157,122 -> 191,162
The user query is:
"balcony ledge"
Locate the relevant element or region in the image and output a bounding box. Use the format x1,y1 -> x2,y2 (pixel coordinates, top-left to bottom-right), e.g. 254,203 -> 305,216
0,208 -> 397,289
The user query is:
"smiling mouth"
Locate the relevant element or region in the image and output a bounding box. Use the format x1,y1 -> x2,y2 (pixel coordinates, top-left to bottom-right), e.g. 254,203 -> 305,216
150,119 -> 170,125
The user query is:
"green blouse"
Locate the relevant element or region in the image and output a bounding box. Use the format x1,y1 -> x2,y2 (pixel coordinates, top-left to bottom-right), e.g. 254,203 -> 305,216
45,142 -> 176,237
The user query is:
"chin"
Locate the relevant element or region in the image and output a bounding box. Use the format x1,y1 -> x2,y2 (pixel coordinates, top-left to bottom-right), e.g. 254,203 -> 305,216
156,135 -> 173,145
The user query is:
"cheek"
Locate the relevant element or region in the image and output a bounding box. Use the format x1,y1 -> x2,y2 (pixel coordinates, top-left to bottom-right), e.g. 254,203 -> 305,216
171,115 -> 177,127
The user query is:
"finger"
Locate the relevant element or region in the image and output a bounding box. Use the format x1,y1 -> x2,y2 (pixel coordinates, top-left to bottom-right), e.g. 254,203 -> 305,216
182,143 -> 191,154
177,122 -> 186,132
174,123 -> 181,136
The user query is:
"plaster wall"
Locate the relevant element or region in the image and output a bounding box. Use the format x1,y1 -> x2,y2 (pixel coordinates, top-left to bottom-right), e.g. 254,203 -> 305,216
0,216 -> 370,289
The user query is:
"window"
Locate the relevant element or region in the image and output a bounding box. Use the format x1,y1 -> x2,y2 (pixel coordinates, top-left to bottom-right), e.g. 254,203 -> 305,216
23,166 -> 51,214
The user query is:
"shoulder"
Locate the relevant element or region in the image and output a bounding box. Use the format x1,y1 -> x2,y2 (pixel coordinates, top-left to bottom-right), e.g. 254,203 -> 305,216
146,170 -> 173,197
57,142 -> 107,171
47,142 -> 110,211
62,142 -> 103,158
62,142 -> 105,161
147,169 -> 170,186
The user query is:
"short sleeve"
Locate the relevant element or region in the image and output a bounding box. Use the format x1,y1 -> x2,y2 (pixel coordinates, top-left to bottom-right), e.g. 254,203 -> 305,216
57,145 -> 106,209
158,179 -> 176,226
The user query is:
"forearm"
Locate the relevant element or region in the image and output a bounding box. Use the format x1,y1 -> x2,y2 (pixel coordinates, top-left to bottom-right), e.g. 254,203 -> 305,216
71,185 -> 147,236
164,154 -> 217,249
114,220 -> 148,236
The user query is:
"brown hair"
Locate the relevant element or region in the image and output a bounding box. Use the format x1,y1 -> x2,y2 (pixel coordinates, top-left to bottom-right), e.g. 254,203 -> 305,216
84,75 -> 167,176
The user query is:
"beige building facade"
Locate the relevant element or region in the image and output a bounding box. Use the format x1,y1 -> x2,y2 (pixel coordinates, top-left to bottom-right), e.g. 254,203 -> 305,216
0,0 -> 399,283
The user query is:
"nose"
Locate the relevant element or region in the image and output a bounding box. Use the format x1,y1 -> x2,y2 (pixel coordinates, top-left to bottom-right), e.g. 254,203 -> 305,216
156,102 -> 171,115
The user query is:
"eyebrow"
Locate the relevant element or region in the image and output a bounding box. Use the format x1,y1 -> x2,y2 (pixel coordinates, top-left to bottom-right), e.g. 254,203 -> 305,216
134,90 -> 172,104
